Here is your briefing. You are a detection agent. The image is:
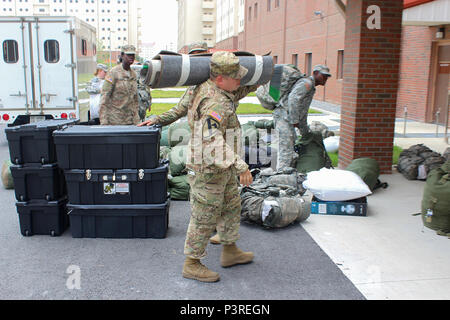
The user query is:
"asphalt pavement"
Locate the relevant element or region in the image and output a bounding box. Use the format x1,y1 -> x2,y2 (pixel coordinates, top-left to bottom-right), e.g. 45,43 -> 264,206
0,124 -> 364,300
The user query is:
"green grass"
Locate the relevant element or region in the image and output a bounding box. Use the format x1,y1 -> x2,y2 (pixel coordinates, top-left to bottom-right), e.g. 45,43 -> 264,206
151,90 -> 186,98
392,146 -> 403,165
148,102 -> 321,116
327,145 -> 404,167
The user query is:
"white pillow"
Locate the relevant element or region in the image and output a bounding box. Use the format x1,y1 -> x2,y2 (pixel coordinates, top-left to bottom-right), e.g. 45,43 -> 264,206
303,168 -> 372,201
324,136 -> 340,153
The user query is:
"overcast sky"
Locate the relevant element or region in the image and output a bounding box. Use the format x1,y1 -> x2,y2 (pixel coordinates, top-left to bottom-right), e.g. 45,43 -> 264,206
139,0 -> 178,50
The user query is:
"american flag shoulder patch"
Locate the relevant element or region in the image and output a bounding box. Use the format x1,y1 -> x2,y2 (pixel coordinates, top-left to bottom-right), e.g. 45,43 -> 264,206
105,75 -> 113,83
209,111 -> 222,123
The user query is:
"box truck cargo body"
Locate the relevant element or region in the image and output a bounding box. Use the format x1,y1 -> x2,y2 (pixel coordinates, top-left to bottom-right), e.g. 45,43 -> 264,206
0,16 -> 96,125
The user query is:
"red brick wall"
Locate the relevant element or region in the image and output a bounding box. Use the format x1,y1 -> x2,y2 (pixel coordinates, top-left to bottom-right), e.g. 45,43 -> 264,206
339,0 -> 403,174
215,36 -> 238,50
242,0 -> 346,104
396,26 -> 434,121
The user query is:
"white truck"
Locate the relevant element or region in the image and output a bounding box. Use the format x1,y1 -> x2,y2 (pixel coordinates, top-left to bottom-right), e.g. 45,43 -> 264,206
0,16 -> 96,126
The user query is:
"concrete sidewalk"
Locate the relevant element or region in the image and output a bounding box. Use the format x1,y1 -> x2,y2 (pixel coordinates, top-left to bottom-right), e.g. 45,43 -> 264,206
151,96 -> 450,299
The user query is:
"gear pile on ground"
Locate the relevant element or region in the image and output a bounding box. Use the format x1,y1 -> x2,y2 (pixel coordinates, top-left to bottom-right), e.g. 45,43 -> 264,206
240,167 -> 310,228
397,144 -> 446,180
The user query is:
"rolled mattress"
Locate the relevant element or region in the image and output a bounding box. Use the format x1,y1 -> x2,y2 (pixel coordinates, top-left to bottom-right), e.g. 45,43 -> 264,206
142,51 -> 274,88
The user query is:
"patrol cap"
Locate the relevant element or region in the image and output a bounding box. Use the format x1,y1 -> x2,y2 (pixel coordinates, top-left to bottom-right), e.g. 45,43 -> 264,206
121,44 -> 136,55
210,51 -> 248,79
96,63 -> 108,72
313,64 -> 332,77
188,41 -> 208,54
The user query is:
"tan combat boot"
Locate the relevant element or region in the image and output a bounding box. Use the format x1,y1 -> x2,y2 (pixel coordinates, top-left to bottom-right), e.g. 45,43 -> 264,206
182,257 -> 220,282
221,243 -> 254,268
209,233 -> 221,245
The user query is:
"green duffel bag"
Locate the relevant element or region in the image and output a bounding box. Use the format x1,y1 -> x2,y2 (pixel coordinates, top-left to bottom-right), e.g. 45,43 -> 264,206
295,131 -> 332,173
421,160 -> 450,237
168,175 -> 190,200
1,160 -> 14,190
168,121 -> 190,147
241,123 -> 259,147
160,126 -> 169,147
254,119 -> 274,129
346,158 -> 388,192
168,145 -> 188,177
160,146 -> 171,160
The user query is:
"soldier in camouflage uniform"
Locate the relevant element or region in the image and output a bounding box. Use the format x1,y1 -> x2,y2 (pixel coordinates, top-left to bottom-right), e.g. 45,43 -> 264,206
274,64 -> 331,169
99,45 -> 140,125
180,51 -> 258,283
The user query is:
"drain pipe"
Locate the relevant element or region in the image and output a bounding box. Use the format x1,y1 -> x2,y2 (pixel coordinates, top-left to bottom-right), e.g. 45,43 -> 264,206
445,101 -> 449,144
435,108 -> 440,137
403,106 -> 407,137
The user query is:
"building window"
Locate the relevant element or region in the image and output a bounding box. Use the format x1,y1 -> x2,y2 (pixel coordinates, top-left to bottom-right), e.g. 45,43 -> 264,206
267,0 -> 271,11
248,6 -> 251,21
44,40 -> 60,63
275,0 -> 279,8
337,50 -> 344,79
273,55 -> 278,64
3,40 -> 19,63
254,3 -> 258,19
81,39 -> 87,56
292,54 -> 298,67
305,53 -> 312,76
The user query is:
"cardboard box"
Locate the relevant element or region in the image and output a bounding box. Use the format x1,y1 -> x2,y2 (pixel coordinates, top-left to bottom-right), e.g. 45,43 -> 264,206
311,196 -> 367,217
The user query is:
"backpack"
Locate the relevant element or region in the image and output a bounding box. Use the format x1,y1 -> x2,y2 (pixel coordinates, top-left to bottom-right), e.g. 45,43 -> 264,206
295,131 -> 332,174
256,64 -> 306,110
345,158 -> 388,192
420,160 -> 450,237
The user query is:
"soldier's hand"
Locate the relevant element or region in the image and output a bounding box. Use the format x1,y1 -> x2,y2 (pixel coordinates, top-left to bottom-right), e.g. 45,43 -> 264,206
138,118 -> 156,127
239,170 -> 253,187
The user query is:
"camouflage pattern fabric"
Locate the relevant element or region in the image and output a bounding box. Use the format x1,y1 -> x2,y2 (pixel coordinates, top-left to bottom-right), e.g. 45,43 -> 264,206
1,160 -> 14,190
209,51 -> 248,79
397,144 -> 446,180
444,147 -> 450,162
154,86 -> 196,127
183,53 -> 258,259
273,115 -> 297,169
99,64 -> 140,125
310,121 -> 335,139
256,64 -> 304,109
240,167 -> 310,228
273,76 -> 316,170
137,78 -> 152,122
185,79 -> 257,173
184,169 -> 242,259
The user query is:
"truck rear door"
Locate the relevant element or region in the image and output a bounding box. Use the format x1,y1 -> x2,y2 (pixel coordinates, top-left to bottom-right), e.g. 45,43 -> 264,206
31,19 -> 75,112
0,20 -> 32,113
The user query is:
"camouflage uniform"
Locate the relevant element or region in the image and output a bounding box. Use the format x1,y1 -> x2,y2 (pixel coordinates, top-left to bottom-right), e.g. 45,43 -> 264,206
137,78 -> 152,122
274,65 -> 331,170
99,59 -> 139,125
183,52 -> 257,259
273,75 -> 316,169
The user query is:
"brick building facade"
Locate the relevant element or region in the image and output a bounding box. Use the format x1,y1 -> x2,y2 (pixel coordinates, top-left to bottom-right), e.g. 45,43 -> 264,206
215,0 -> 450,125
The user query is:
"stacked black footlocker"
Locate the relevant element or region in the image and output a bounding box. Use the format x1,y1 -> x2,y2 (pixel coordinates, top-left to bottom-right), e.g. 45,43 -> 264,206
53,125 -> 170,239
5,119 -> 79,237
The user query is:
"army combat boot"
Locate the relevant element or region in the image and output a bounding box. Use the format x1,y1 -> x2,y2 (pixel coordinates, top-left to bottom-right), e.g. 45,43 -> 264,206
209,233 -> 221,245
221,244 -> 254,268
182,257 -> 220,282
